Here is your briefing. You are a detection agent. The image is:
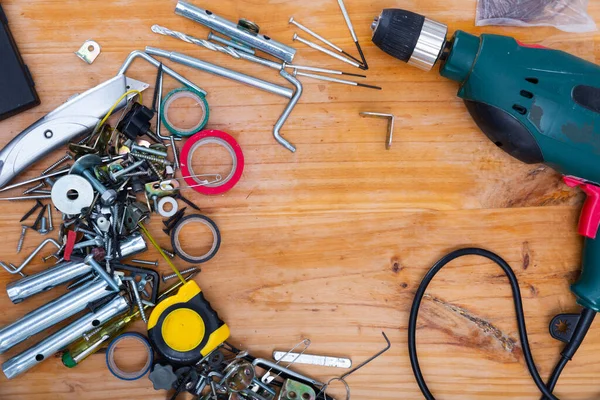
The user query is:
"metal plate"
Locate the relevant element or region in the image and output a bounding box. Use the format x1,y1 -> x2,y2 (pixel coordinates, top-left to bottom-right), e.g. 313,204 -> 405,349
75,40 -> 101,64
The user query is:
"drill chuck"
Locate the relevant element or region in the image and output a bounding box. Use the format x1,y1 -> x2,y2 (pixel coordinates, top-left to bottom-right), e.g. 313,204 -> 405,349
372,9 -> 447,71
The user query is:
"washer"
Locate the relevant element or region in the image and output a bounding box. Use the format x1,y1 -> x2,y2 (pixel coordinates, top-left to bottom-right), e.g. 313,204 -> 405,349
158,196 -> 179,218
179,130 -> 244,196
51,175 -> 95,215
170,214 -> 221,264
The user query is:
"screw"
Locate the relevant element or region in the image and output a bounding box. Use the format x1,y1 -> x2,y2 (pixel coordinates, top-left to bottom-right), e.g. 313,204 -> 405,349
47,206 -> 54,231
22,182 -> 45,195
16,225 -> 28,253
121,170 -> 152,178
124,278 -> 147,323
38,217 -> 49,235
20,200 -> 43,222
42,152 -> 73,175
131,259 -> 159,267
131,152 -> 172,166
161,248 -> 176,258
162,267 -> 200,283
130,143 -> 168,158
147,161 -> 165,181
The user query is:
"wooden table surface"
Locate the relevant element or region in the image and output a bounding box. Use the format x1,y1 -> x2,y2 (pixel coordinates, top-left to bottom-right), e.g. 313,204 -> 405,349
0,0 -> 599,399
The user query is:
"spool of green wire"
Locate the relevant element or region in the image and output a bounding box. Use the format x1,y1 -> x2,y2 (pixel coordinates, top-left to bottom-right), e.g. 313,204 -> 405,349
161,87 -> 210,137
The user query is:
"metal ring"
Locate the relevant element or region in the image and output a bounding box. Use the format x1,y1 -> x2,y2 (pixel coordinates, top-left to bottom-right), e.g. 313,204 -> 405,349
170,214 -> 221,264
106,332 -> 154,381
161,87 -> 210,137
179,130 -> 244,196
158,196 -> 179,218
51,175 -> 95,215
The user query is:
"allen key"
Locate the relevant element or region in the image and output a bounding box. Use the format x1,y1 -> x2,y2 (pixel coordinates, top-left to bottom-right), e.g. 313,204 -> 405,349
360,112 -> 395,150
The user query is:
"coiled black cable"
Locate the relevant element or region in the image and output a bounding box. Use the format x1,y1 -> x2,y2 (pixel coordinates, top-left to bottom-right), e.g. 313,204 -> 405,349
408,248 -> 595,400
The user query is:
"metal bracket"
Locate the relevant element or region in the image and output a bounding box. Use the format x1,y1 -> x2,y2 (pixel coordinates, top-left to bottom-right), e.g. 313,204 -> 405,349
75,40 -> 101,64
360,112 -> 395,150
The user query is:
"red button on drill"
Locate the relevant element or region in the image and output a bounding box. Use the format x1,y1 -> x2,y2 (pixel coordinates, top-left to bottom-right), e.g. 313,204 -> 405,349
564,176 -> 600,239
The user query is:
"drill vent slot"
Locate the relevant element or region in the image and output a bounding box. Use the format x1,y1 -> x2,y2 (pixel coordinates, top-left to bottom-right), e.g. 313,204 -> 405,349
520,90 -> 534,99
526,77 -> 539,84
513,104 -> 528,115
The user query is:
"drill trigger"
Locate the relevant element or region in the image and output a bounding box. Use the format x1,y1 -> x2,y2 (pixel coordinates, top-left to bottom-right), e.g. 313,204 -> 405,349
564,176 -> 600,239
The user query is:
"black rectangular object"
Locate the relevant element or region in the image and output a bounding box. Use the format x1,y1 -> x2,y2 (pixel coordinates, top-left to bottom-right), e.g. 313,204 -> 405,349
0,5 -> 40,121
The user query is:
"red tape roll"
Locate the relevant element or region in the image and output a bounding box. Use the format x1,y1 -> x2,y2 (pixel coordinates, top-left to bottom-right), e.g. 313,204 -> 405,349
179,130 -> 244,196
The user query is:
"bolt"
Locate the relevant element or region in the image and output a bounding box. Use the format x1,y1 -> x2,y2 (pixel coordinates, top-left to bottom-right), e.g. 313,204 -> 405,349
124,277 -> 147,323
72,155 -> 117,205
73,237 -> 104,250
38,217 -> 49,235
42,152 -> 73,175
121,170 -> 152,178
16,225 -> 28,253
130,143 -> 168,158
162,267 -> 200,283
111,160 -> 146,181
22,182 -> 45,195
131,259 -> 159,267
131,152 -> 171,166
84,254 -> 120,292
47,206 -> 54,231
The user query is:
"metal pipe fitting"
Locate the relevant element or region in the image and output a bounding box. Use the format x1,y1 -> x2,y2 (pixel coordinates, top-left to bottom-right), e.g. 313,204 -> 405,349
2,295 -> 129,379
274,70 -> 303,153
0,279 -> 115,354
118,50 -> 207,96
145,47 -> 293,99
175,1 -> 296,62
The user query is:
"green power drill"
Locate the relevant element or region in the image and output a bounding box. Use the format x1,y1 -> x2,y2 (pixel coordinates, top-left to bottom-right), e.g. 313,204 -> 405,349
371,8 -> 600,400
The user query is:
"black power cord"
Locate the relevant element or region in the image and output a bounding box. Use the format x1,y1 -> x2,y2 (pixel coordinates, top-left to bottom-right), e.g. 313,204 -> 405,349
408,248 -> 596,400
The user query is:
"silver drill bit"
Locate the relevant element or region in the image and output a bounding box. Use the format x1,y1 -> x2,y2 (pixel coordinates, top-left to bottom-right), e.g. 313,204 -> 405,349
336,0 -> 368,69
292,33 -> 361,69
284,63 -> 366,78
151,25 -> 240,58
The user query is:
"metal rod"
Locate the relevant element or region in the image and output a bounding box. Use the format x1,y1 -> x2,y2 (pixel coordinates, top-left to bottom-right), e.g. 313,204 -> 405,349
289,17 -> 343,53
0,279 -> 116,354
336,0 -> 368,69
118,50 -> 207,96
84,254 -> 121,292
295,71 -> 381,90
175,1 -> 296,62
2,295 -> 129,379
208,32 -> 255,55
145,47 -> 293,99
0,168 -> 70,193
276,70 -> 303,153
293,33 -> 361,69
284,63 -> 366,78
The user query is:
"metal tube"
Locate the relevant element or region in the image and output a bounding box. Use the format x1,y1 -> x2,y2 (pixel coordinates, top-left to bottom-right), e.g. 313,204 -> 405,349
0,279 -> 116,354
274,70 -> 303,153
6,234 -> 147,303
2,295 -> 129,379
289,17 -> 343,53
175,1 -> 296,62
208,32 -> 255,55
117,50 -> 207,96
6,259 -> 90,304
293,33 -> 360,69
145,47 -> 293,99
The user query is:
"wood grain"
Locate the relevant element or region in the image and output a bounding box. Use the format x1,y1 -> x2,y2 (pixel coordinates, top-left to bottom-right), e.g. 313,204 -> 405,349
0,0 -> 599,399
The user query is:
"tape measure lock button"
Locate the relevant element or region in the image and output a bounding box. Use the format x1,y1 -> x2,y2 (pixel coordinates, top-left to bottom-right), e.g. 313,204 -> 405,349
161,308 -> 205,353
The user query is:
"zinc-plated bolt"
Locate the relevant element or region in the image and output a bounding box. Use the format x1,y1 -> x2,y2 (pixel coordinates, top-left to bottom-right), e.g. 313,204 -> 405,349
47,205 -> 53,231
84,254 -> 120,292
131,259 -> 159,267
111,160 -> 146,181
42,152 -> 74,175
130,143 -> 168,158
162,267 -> 200,283
131,152 -> 172,166
124,278 -> 147,323
38,217 -> 49,235
23,182 -> 45,195
16,225 -> 28,253
73,237 -> 104,250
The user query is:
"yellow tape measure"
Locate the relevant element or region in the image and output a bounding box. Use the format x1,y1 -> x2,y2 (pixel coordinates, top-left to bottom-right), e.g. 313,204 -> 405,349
148,281 -> 229,365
